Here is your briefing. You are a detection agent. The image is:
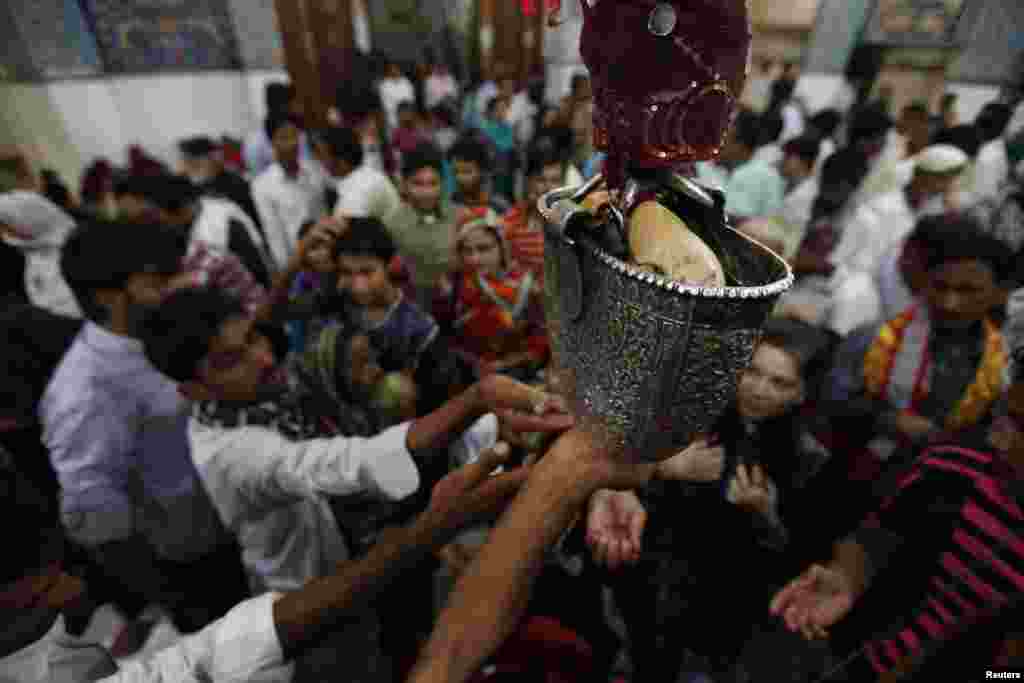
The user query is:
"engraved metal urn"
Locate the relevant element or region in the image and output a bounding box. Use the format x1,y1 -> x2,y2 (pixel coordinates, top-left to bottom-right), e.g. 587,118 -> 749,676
539,174 -> 793,462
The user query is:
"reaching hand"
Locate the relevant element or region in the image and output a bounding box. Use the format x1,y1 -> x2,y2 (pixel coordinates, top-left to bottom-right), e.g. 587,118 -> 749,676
476,374 -> 574,437
769,564 -> 856,641
585,489 -> 647,570
726,463 -> 773,517
656,438 -> 725,482
424,443 -> 528,537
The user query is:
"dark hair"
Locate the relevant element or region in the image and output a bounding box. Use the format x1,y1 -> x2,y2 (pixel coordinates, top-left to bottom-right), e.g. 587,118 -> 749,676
768,79 -> 796,110
80,159 -> 116,204
820,146 -> 870,188
332,216 -> 397,264
140,287 -> 246,384
448,137 -> 491,169
782,136 -> 821,167
759,110 -> 785,146
732,110 -> 762,149
847,106 -> 893,146
976,102 -> 1013,142
114,172 -> 201,213
916,213 -> 1011,280
323,126 -> 364,168
525,138 -> 565,179
265,114 -> 298,143
759,316 -> 832,374
571,73 -> 590,92
932,124 -> 982,159
265,82 -> 295,115
401,142 -> 444,178
178,136 -> 218,159
808,109 -> 842,139
60,220 -> 188,323
532,126 -> 574,162
812,146 -> 871,220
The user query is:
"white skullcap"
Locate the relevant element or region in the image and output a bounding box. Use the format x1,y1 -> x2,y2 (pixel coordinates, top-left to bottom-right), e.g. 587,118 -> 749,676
914,144 -> 968,176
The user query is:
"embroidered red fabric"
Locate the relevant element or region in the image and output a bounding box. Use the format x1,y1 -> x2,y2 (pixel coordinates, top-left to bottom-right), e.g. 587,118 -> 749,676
551,0 -> 751,188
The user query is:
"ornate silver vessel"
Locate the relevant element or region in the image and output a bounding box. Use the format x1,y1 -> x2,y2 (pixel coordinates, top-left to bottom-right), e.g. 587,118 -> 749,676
540,174 -> 793,462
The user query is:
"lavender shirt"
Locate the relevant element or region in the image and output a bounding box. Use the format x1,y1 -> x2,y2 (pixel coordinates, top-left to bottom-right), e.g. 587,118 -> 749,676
40,323 -> 224,561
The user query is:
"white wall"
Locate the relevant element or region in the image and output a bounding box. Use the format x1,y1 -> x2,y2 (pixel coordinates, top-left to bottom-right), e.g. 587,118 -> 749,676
0,69 -> 289,192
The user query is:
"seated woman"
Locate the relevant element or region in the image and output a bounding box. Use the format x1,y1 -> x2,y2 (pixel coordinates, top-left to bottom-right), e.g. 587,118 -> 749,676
434,208 -> 549,382
587,317 -> 833,683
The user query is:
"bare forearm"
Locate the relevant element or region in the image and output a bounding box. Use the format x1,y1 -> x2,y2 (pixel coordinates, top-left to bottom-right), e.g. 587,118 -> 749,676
273,469 -> 526,657
410,433 -> 598,683
829,537 -> 870,598
406,384 -> 482,453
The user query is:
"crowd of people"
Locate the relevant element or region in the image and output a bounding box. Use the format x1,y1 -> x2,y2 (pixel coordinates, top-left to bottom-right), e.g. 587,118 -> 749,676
1,52 -> 1024,683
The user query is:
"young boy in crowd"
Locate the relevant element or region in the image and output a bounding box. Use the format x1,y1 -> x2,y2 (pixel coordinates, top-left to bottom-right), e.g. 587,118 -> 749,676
392,101 -> 428,160
252,114 -> 328,271
386,143 -> 458,310
449,136 -> 511,214
501,141 -> 567,281
321,217 -> 438,376
480,96 -> 517,202
306,217 -> 469,416
773,135 -> 823,260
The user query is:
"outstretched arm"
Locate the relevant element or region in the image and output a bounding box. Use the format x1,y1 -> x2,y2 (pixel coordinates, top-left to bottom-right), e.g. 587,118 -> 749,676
408,428 -> 655,683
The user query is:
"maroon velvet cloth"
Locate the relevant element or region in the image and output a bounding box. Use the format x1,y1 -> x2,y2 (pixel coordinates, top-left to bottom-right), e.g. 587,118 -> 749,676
561,0 -> 751,188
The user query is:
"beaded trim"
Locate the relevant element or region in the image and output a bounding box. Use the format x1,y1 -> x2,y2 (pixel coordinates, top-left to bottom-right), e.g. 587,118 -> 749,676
539,181 -> 794,300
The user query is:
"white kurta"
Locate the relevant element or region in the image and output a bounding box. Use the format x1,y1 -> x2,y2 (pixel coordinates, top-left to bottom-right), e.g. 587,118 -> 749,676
775,176 -> 819,260
252,161 -> 326,270
189,415 -> 497,593
0,594 -> 283,683
831,189 -> 917,278
973,138 -> 1010,204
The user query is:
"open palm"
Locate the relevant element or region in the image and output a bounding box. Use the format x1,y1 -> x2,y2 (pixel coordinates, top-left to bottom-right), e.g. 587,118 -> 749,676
585,489 -> 647,570
770,564 -> 855,640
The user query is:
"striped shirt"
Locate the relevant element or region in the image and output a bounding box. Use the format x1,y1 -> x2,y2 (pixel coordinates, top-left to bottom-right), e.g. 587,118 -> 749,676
501,204 -> 545,281
853,443 -> 1024,676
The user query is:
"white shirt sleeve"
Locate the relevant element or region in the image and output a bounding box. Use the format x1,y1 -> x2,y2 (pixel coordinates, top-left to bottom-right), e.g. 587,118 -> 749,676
193,420 -> 420,517
100,593 -> 284,683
